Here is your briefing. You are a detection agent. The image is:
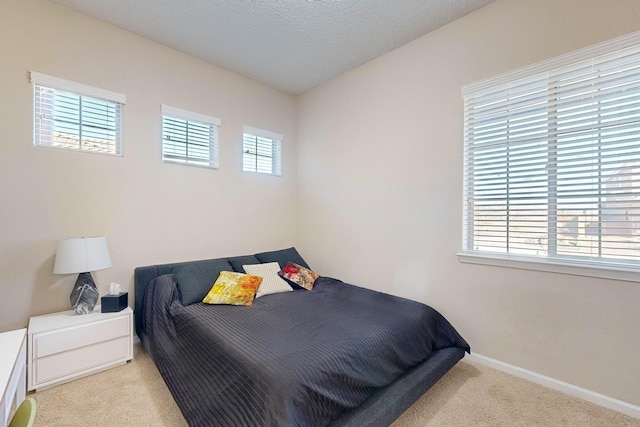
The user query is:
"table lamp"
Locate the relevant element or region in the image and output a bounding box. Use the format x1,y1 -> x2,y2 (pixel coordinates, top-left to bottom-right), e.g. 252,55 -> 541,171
53,236 -> 112,315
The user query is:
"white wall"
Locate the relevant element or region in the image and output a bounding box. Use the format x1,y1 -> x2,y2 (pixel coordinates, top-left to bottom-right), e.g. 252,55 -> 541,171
0,0 -> 297,330
296,0 -> 640,406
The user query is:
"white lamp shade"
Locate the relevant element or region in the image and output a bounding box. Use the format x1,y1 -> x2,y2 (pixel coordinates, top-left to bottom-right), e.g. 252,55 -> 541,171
53,236 -> 112,274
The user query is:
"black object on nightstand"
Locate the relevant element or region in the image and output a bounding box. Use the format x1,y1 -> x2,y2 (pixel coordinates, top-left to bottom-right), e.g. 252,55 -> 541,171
101,292 -> 128,313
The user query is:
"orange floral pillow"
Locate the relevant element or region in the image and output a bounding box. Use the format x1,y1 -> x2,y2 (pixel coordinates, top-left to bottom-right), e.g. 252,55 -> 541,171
202,271 -> 262,306
278,262 -> 319,291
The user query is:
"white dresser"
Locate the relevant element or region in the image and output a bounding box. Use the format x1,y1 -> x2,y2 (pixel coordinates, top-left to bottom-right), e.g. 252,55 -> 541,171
28,306 -> 133,391
0,328 -> 26,427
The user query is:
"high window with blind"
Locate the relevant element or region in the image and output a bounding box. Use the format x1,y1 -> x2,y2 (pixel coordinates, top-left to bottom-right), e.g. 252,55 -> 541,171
461,31 -> 640,277
31,71 -> 125,155
242,126 -> 282,176
162,105 -> 220,169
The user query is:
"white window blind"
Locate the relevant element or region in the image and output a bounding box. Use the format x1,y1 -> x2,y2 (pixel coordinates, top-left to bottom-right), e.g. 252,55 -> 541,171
31,71 -> 125,155
162,105 -> 220,169
462,31 -> 640,270
242,126 -> 282,176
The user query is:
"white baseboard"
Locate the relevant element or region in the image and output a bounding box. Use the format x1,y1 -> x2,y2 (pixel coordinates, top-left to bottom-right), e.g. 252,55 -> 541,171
465,352 -> 640,420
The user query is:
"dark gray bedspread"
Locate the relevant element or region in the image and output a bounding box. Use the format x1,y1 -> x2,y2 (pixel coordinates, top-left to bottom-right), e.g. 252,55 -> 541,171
142,275 -> 470,427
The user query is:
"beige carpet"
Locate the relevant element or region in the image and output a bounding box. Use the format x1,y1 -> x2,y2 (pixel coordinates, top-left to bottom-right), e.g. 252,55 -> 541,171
32,344 -> 640,426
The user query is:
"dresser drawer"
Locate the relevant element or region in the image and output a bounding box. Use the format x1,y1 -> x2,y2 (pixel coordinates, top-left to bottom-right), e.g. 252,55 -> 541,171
33,315 -> 129,359
33,335 -> 130,385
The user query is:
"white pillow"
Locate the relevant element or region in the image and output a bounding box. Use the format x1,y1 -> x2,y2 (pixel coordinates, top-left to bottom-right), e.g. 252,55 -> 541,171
242,262 -> 293,298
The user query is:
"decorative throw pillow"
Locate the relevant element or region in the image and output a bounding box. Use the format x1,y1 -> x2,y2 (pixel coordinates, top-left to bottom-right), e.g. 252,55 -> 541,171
278,262 -> 319,291
242,262 -> 293,298
202,271 -> 262,306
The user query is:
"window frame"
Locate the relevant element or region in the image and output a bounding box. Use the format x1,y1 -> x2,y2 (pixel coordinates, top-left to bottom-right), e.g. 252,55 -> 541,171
458,30 -> 640,282
30,71 -> 126,156
161,105 -> 221,169
242,125 -> 282,176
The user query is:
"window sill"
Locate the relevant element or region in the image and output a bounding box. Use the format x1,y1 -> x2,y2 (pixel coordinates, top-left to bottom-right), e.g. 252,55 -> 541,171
456,251 -> 640,283
162,159 -> 218,170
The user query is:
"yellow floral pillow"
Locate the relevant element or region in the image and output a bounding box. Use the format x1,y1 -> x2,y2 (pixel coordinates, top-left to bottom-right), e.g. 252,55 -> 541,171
202,271 -> 262,306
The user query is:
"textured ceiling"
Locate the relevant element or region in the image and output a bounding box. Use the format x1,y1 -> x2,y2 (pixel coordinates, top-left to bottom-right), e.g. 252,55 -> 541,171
51,0 -> 494,95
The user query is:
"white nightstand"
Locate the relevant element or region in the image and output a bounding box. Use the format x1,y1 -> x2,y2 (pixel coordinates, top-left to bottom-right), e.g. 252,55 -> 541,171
28,306 -> 133,391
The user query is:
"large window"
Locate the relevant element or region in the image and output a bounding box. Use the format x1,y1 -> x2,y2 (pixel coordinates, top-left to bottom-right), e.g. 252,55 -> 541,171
242,126 -> 282,176
31,72 -> 125,155
461,31 -> 640,275
162,105 -> 220,169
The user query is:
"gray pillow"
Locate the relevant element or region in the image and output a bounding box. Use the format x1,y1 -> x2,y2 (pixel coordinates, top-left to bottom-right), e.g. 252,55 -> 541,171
227,255 -> 260,272
254,247 -> 310,269
172,258 -> 232,305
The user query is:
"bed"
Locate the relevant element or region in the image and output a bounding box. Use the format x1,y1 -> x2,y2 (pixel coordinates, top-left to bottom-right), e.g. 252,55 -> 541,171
134,248 -> 470,427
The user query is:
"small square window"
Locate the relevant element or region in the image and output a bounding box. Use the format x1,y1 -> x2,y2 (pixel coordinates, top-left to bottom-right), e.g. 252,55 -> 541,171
162,105 -> 220,169
243,126 -> 282,176
31,71 -> 125,156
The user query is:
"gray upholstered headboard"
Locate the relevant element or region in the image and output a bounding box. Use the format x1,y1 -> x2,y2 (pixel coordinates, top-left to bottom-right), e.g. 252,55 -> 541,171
133,247 -> 309,339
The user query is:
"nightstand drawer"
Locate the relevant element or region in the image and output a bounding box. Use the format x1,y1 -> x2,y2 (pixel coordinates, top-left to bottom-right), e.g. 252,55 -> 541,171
33,316 -> 129,359
33,335 -> 130,385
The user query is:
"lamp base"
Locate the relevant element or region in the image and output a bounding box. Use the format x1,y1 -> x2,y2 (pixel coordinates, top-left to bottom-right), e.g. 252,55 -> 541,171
70,272 -> 99,315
